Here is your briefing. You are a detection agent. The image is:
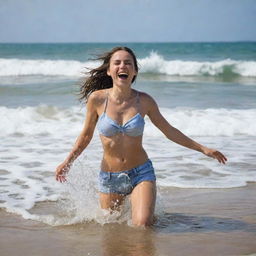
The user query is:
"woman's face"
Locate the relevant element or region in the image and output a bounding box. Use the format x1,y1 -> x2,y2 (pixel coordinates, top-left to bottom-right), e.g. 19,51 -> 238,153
107,50 -> 137,87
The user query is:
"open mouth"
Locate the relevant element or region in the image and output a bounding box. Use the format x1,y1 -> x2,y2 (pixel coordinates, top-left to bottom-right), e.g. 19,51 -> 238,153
118,73 -> 129,80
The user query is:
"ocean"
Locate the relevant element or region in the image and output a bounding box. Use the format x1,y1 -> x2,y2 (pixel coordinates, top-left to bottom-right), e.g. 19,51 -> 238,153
0,42 -> 256,226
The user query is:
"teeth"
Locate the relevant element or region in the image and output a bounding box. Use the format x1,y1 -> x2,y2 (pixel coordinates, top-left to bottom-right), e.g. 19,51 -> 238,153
118,73 -> 128,79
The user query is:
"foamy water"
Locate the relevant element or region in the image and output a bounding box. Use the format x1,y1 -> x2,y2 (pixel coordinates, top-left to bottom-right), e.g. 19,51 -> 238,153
1,105 -> 256,137
0,42 -> 255,225
1,105 -> 256,225
1,53 -> 256,78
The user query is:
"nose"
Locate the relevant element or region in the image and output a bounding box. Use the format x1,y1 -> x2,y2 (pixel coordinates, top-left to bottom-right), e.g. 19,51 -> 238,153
119,61 -> 126,68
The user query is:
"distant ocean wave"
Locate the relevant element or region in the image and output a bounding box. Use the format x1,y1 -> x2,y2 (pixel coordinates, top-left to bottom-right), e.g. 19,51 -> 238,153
139,52 -> 256,78
1,53 -> 256,78
0,58 -> 97,77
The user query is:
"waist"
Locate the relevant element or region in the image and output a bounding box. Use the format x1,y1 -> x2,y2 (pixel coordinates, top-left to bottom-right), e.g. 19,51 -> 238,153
101,152 -> 148,172
100,159 -> 153,174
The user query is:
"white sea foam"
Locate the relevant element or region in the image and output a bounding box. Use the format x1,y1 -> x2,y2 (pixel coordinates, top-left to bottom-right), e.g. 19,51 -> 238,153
1,105 -> 256,225
140,53 -> 256,77
0,53 -> 256,77
0,58 -> 99,77
1,105 -> 255,137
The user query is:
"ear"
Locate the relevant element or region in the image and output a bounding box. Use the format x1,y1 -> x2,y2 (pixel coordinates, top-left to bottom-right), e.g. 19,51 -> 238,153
107,68 -> 111,76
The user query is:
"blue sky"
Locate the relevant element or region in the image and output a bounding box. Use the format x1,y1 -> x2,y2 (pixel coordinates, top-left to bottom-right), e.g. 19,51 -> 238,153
0,0 -> 255,42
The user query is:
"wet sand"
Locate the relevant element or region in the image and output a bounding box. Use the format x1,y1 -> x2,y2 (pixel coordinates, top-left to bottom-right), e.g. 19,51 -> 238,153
1,184 -> 256,256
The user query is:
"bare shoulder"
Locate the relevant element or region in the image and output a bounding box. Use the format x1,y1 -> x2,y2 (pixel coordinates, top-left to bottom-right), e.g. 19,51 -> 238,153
138,91 -> 155,103
137,91 -> 159,116
87,89 -> 107,107
137,91 -> 158,112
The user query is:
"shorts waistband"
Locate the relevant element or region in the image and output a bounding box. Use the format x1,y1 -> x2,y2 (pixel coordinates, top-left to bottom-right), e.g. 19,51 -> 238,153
100,159 -> 152,177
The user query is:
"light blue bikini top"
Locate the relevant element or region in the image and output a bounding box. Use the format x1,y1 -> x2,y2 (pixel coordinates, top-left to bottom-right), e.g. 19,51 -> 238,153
98,92 -> 145,137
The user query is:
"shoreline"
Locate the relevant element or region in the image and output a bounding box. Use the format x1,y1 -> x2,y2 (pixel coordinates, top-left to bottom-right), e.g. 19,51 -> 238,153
1,184 -> 256,256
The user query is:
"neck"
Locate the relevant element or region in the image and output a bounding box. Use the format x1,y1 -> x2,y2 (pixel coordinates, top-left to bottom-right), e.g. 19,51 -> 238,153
110,86 -> 133,102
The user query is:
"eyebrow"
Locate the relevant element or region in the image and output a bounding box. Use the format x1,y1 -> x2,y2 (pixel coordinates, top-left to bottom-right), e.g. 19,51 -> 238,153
112,59 -> 132,62
112,59 -> 133,63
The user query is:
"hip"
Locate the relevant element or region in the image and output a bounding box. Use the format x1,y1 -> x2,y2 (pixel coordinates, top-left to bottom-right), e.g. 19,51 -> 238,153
98,159 -> 156,195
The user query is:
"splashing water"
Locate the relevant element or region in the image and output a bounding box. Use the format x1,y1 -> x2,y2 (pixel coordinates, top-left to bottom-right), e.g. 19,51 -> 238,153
58,159 -> 132,226
58,158 -> 166,226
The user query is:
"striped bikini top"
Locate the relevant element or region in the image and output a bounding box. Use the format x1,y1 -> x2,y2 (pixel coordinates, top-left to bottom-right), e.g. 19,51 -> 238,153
97,92 -> 145,137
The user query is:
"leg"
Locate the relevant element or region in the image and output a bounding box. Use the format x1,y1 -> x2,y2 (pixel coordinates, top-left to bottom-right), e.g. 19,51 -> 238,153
130,181 -> 156,227
99,192 -> 126,211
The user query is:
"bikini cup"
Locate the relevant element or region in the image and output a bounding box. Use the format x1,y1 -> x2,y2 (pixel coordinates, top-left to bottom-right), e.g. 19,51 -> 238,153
97,92 -> 145,137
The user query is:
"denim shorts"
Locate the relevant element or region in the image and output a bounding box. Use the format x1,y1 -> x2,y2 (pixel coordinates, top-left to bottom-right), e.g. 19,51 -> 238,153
98,159 -> 156,195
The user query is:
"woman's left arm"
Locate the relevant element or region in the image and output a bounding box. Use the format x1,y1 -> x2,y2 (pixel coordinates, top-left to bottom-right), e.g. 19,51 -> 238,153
145,95 -> 227,164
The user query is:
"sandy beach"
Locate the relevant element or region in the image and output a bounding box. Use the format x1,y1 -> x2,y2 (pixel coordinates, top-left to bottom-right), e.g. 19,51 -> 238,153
1,184 -> 256,256
1,41 -> 256,256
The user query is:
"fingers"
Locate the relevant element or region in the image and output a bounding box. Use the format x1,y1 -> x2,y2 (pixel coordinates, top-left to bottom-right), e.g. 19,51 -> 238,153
55,162 -> 71,183
213,151 -> 227,164
55,173 -> 67,183
55,168 -> 68,183
205,148 -> 227,164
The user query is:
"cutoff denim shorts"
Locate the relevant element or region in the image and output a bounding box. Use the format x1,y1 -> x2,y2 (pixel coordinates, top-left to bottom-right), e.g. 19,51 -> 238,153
98,159 -> 156,195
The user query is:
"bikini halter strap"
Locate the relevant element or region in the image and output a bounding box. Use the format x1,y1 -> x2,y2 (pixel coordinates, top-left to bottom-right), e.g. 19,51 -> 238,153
136,91 -> 140,111
103,91 -> 109,113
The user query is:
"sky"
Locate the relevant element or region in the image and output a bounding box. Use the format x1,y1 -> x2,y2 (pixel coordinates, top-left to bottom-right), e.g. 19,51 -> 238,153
0,0 -> 255,43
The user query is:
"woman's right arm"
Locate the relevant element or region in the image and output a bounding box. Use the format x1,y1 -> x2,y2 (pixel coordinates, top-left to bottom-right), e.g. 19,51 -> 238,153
55,93 -> 99,182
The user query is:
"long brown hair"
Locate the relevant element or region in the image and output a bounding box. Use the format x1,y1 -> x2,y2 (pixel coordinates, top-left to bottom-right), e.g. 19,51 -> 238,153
79,46 -> 139,102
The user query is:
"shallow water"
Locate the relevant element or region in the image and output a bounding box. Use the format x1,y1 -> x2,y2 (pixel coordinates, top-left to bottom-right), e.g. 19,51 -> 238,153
0,42 -> 256,225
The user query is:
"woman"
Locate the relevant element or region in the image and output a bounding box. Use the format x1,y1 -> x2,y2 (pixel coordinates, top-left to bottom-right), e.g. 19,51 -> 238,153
55,46 -> 227,227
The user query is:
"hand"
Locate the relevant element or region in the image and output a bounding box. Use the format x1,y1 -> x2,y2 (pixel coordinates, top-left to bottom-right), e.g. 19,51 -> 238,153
203,148 -> 227,164
55,162 -> 71,183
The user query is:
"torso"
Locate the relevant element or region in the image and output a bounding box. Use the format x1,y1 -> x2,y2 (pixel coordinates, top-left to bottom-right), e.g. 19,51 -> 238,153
96,89 -> 148,172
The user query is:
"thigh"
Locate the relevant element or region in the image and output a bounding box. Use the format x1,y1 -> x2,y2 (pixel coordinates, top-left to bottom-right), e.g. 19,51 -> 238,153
130,181 -> 156,226
99,192 -> 126,211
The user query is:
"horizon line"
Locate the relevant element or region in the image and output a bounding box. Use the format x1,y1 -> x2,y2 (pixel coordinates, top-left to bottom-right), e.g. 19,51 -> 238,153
0,40 -> 256,44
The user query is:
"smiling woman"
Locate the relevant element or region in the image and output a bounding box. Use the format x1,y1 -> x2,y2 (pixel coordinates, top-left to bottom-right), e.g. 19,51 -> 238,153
79,47 -> 138,102
55,46 -> 227,227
